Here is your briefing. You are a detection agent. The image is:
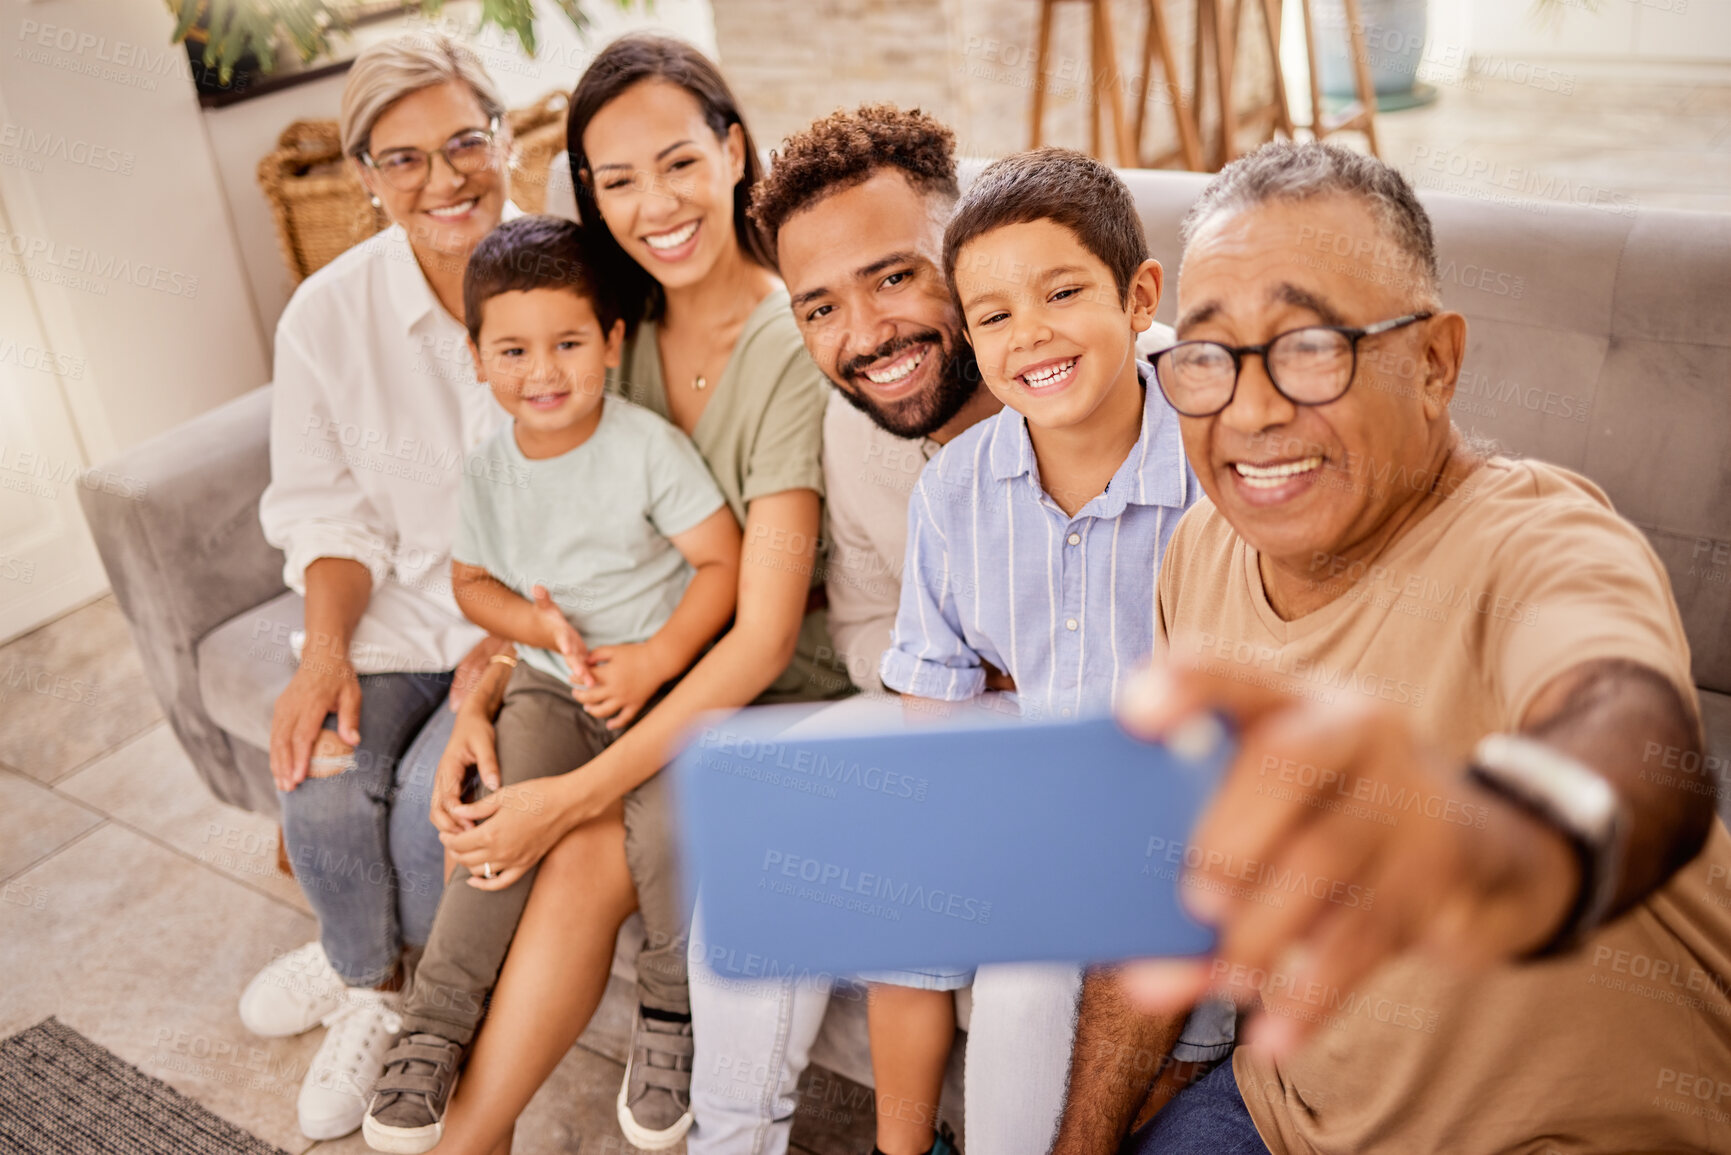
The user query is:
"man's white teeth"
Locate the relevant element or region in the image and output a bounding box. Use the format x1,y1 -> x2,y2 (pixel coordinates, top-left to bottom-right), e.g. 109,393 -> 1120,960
1021,357 -> 1077,387
864,346 -> 927,385
427,199 -> 477,219
1233,456 -> 1323,488
645,221 -> 699,250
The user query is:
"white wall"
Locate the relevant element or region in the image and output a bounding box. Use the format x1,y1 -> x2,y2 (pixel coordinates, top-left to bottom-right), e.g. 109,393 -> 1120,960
1469,0 -> 1731,63
203,0 -> 719,349
1,0 -> 271,462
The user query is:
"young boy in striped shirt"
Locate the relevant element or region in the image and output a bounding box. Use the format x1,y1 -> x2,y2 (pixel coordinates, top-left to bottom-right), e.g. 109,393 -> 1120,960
872,148 -> 1228,1154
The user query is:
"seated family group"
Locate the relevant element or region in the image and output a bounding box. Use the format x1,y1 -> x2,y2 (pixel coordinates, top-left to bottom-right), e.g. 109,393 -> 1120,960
245,28 -> 1731,1155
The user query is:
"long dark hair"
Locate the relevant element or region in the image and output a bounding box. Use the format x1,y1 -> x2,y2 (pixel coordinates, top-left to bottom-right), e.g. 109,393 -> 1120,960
566,34 -> 772,332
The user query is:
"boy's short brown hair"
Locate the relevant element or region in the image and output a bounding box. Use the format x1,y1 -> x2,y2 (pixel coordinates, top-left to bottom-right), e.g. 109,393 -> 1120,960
749,104 -> 959,268
942,147 -> 1148,306
462,214 -> 620,340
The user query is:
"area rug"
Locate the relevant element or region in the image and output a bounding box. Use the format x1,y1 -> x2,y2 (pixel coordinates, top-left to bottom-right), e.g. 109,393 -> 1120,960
0,1016 -> 289,1154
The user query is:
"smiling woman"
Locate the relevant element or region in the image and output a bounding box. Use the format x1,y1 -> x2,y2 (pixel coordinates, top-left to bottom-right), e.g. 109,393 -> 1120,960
249,30 -> 521,1146
422,33 -> 852,1155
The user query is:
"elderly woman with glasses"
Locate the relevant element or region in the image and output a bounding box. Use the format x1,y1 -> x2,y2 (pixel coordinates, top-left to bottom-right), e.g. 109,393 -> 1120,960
242,31 -> 518,1144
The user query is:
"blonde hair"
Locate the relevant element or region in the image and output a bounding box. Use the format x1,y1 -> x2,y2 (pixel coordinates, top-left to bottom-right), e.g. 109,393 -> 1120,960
339,31 -> 506,159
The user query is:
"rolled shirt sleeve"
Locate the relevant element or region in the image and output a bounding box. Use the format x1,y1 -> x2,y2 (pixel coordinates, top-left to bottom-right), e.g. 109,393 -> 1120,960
258,324 -> 393,594
878,471 -> 986,701
740,344 -> 827,506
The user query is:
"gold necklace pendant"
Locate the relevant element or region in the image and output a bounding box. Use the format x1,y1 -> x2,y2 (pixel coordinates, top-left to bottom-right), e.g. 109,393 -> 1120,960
693,374 -> 707,390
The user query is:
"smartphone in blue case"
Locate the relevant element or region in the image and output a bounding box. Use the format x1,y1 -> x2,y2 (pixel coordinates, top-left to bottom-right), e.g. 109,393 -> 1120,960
674,702 -> 1231,978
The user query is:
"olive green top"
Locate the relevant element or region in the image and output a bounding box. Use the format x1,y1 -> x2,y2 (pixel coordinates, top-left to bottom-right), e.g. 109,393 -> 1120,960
613,288 -> 852,704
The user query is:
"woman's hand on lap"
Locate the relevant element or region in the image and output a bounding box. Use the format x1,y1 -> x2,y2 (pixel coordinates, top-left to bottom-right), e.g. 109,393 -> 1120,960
443,781 -> 565,889
269,653 -> 361,792
430,706 -> 501,833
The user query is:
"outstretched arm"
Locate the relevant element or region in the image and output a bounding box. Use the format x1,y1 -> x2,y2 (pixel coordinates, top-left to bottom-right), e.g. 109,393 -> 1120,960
1118,657 -> 1705,1057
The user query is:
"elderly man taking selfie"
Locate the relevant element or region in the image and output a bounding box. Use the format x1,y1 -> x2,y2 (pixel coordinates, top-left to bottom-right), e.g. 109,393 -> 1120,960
1053,141 -> 1731,1154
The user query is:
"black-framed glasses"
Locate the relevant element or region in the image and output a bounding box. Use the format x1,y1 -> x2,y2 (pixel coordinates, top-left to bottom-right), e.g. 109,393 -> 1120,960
1148,313 -> 1433,418
361,119 -> 502,192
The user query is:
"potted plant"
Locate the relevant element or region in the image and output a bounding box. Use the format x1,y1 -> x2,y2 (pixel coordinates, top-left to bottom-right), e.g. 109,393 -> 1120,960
164,0 -> 611,89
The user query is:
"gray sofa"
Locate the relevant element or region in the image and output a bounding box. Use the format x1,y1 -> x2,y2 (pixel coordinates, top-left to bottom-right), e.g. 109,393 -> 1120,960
79,168 -> 1731,1117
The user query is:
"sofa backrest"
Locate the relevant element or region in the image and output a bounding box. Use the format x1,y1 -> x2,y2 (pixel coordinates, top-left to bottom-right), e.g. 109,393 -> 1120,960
550,150 -> 1730,695
1101,167 -> 1730,698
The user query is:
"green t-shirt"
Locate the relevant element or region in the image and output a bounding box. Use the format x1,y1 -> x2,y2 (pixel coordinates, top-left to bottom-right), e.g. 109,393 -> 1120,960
452,397 -> 725,684
613,288 -> 853,704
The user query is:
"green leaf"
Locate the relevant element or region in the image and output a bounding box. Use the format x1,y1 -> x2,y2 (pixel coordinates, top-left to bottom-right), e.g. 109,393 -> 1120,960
168,0 -> 203,45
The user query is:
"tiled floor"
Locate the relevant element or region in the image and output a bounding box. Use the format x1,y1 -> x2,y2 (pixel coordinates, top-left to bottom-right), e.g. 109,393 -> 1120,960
0,596 -> 870,1155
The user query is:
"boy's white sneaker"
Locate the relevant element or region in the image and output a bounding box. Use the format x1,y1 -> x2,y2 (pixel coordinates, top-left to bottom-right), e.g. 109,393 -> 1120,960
238,940 -> 348,1038
298,988 -> 403,1141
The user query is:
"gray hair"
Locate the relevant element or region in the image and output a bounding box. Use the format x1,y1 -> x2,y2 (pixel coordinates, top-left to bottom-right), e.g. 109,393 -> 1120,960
1179,141 -> 1441,307
339,31 -> 506,160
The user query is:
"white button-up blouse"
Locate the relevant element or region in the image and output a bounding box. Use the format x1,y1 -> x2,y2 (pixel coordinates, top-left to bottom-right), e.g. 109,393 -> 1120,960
259,212 -> 518,674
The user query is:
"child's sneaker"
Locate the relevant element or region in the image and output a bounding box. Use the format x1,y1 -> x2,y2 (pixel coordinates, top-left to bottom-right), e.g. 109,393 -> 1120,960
362,1033 -> 464,1153
616,1006 -> 694,1149
298,987 -> 402,1140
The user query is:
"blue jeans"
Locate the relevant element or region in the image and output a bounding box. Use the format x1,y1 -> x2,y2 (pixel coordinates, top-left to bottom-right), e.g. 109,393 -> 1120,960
277,669 -> 453,987
1122,1056 -> 1267,1155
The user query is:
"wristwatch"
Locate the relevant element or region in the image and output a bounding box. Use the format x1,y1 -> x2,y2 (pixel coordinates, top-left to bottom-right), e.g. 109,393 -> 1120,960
1466,732 -> 1629,958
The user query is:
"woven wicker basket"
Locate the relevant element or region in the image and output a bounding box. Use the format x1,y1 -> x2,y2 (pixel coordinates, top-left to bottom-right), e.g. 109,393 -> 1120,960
257,90 -> 572,284
504,89 -> 569,215
256,120 -> 385,283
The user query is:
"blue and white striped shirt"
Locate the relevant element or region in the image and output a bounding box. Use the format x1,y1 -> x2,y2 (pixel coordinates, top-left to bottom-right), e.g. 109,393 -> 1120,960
879,363 -> 1198,721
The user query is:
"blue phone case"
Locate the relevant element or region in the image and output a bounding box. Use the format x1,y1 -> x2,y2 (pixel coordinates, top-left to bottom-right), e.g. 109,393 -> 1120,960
674,702 -> 1230,978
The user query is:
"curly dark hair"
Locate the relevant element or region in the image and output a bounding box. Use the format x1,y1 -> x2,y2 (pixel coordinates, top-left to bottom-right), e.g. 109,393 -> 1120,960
749,103 -> 960,268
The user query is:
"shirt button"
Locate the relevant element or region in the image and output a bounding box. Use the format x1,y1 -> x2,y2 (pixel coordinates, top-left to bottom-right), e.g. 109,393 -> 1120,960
1065,618 -> 1078,631
1067,532 -> 1081,546
1061,707 -> 1073,718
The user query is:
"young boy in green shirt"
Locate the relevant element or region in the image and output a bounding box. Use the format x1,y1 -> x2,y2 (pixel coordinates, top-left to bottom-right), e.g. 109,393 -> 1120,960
362,215 -> 740,1153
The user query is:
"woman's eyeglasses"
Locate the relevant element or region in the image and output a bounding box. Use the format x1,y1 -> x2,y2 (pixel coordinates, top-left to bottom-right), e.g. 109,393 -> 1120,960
361,120 -> 502,193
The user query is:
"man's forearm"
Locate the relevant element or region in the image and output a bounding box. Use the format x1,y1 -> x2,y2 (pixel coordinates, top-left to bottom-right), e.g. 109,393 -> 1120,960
1051,969 -> 1186,1155
1521,657 -> 1708,917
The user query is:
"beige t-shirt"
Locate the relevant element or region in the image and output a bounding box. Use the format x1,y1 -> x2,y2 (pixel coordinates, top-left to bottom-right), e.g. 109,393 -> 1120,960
1156,456 -> 1731,1154
614,289 -> 852,705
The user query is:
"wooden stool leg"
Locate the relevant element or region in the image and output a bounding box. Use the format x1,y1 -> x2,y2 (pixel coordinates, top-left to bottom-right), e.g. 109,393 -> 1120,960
1300,0 -> 1324,139
1213,0 -> 1240,165
1136,1 -> 1156,151
1340,0 -> 1380,154
1031,0 -> 1056,148
1089,0 -> 1103,159
1094,0 -> 1138,164
1260,0 -> 1295,137
1152,0 -> 1207,169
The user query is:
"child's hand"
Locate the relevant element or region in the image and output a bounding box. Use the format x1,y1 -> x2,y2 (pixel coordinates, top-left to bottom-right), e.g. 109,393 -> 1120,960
573,642 -> 669,730
530,584 -> 593,687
